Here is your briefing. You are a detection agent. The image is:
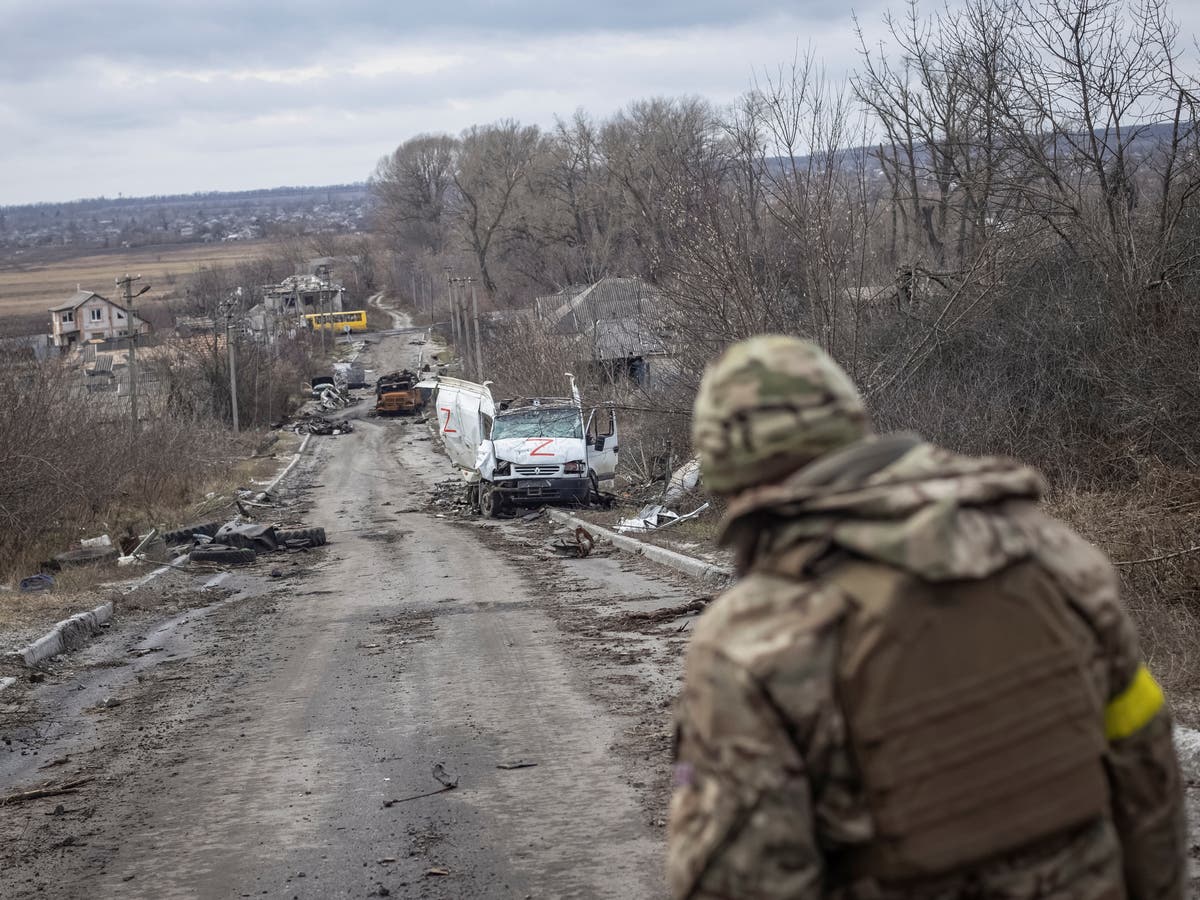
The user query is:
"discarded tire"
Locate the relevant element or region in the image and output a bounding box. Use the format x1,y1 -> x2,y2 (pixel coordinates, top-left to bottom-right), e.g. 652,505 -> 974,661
276,527 -> 326,547
53,546 -> 119,568
162,521 -> 222,545
189,546 -> 256,566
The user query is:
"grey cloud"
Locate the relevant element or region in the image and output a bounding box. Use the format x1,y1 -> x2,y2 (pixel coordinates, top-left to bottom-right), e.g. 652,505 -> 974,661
2,0 -> 871,78
1,4 -> 887,203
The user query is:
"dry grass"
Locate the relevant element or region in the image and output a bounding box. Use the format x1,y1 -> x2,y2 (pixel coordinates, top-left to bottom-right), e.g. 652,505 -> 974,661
0,240 -> 276,323
1046,467 -> 1200,712
0,427 -> 303,637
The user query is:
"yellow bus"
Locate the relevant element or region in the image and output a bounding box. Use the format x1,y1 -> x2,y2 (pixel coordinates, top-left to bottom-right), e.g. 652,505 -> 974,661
303,310 -> 368,333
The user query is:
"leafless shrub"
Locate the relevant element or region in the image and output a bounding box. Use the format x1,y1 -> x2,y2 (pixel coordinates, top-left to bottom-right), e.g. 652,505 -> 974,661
1047,466 -> 1200,697
0,359 -> 244,577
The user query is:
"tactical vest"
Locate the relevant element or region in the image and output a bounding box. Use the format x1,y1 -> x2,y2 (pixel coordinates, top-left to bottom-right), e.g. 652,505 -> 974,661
785,552 -> 1110,883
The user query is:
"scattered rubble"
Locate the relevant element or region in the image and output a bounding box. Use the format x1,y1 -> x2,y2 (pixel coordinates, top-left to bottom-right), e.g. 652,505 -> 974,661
153,513 -> 330,569
611,597 -> 712,627
548,526 -> 596,559
616,502 -> 710,534
662,456 -> 702,506
19,573 -> 54,592
292,415 -> 354,436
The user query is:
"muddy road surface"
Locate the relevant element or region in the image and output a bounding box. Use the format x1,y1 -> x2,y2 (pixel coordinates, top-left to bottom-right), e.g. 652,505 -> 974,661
0,329 -> 704,899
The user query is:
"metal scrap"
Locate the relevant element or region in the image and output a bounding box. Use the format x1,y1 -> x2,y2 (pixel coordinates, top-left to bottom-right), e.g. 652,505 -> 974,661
212,521 -> 279,552
293,415 -> 354,436
549,526 -> 595,558
616,502 -> 709,534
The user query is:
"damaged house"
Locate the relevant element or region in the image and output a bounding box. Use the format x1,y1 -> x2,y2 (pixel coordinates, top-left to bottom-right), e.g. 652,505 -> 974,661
49,290 -> 150,349
533,277 -> 672,389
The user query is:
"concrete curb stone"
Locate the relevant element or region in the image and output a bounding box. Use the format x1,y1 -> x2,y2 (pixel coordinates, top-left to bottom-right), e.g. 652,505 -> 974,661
13,601 -> 114,668
546,509 -> 734,585
2,432 -> 315,682
546,516 -> 1200,784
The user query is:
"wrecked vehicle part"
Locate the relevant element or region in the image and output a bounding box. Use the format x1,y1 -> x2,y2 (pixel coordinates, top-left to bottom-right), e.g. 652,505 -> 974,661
309,376 -> 336,397
662,456 -> 703,506
549,526 -> 595,559
161,521 -> 223,546
617,502 -> 711,534
275,527 -> 327,547
617,504 -> 672,533
213,522 -> 280,552
294,415 -> 353,436
478,486 -> 506,519
435,376 -> 617,509
53,546 -> 119,568
375,369 -> 423,416
189,546 -> 256,566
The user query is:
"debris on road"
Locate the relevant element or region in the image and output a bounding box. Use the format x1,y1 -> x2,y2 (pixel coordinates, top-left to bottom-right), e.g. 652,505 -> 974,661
375,370 -> 423,417
612,597 -> 713,627
0,777 -> 93,807
425,868 -> 450,878
51,545 -> 119,569
548,526 -> 596,558
292,414 -> 354,436
381,763 -> 461,807
662,455 -> 703,506
189,546 -> 256,566
19,573 -> 54,592
159,511 -> 328,569
213,521 -> 280,552
496,761 -> 538,770
616,502 -> 710,534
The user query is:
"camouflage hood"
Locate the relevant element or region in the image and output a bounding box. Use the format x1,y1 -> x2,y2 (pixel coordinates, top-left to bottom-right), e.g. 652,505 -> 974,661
721,434 -> 1049,580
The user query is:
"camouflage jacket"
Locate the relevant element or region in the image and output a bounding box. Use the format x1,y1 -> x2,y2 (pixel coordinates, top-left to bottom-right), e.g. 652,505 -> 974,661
668,436 -> 1186,900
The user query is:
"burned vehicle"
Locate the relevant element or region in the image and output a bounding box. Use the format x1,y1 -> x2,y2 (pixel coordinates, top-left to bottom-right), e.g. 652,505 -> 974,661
375,370 -> 421,416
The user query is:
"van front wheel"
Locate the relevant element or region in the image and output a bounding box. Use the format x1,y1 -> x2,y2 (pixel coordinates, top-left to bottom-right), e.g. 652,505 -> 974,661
480,487 -> 504,518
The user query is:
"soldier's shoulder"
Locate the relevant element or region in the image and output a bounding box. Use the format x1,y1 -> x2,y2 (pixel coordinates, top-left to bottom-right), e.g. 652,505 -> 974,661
1022,508 -> 1121,612
692,570 -> 847,675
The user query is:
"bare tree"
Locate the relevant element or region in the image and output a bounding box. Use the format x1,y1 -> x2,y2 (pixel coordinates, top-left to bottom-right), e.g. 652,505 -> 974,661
453,121 -> 542,297
370,134 -> 460,256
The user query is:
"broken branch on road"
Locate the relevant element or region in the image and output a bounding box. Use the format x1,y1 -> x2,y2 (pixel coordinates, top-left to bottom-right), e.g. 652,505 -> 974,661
1,777 -> 94,807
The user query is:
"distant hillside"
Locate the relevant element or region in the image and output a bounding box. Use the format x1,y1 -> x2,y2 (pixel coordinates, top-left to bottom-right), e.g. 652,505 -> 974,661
0,183 -> 371,251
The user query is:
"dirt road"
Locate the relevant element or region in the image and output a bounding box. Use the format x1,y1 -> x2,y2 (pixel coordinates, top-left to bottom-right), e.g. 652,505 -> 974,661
0,328 -> 701,899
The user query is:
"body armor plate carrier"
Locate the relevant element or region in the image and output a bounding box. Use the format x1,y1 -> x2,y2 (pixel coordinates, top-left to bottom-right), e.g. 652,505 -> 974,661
830,558 -> 1109,883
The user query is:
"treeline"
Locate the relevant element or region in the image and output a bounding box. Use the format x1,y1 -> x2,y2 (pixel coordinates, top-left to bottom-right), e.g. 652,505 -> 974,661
369,0 -> 1200,485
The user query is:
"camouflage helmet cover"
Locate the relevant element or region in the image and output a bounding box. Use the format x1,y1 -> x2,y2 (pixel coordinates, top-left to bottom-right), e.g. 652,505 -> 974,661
692,335 -> 871,495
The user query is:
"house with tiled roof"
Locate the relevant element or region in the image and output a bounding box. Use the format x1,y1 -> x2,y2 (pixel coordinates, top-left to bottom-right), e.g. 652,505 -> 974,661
48,290 -> 149,348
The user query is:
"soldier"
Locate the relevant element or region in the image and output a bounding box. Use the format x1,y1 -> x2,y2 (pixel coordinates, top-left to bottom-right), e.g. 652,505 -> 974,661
668,335 -> 1186,899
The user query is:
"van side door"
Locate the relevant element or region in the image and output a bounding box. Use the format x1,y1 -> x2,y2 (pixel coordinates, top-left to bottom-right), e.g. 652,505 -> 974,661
585,406 -> 619,482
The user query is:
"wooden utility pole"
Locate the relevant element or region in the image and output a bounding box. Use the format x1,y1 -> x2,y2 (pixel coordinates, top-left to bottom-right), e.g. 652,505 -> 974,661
116,273 -> 150,434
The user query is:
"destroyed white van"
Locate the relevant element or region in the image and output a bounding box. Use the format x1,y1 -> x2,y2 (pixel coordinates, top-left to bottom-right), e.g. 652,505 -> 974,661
434,376 -> 617,517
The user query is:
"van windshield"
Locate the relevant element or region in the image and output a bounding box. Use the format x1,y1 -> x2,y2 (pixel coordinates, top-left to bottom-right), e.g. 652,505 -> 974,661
492,408 -> 582,440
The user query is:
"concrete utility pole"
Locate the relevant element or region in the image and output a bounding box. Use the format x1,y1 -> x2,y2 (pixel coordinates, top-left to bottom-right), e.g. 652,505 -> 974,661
116,273 -> 151,434
448,276 -> 476,376
447,274 -> 461,352
223,288 -> 242,433
470,278 -> 484,381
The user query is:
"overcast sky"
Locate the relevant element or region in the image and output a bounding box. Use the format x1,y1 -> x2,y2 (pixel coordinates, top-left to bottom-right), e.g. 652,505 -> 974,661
3,0 -> 1197,206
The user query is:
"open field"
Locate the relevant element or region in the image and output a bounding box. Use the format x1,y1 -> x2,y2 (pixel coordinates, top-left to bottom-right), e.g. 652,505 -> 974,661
0,240 -> 276,324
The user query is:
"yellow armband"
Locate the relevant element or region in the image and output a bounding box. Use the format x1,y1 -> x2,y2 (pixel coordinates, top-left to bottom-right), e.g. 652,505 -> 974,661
1105,664 -> 1165,741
